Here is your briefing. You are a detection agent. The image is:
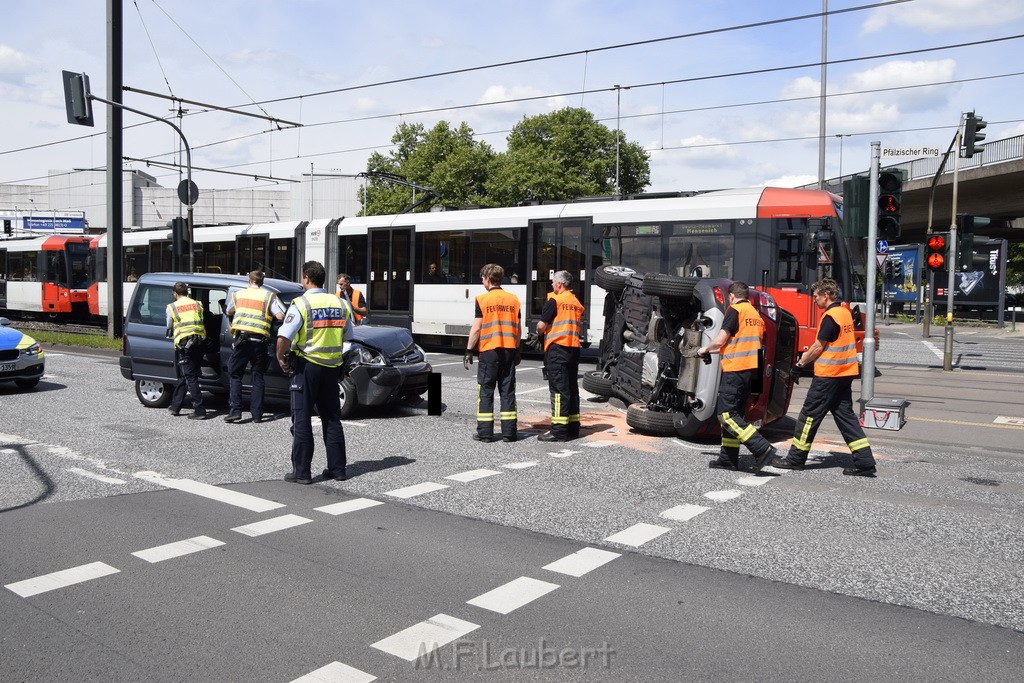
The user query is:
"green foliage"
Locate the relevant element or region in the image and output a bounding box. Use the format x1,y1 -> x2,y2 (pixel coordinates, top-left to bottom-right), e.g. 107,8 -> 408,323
1008,240 -> 1024,288
360,107 -> 650,214
31,330 -> 122,351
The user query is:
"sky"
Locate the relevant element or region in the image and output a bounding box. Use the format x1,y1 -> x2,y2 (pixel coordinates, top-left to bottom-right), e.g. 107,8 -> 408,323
2,0 -> 1023,200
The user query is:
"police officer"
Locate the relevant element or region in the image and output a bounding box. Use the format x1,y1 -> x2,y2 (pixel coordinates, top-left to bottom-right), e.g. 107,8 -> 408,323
698,281 -> 778,471
772,278 -> 877,477
464,263 -> 521,443
336,273 -> 368,325
165,282 -> 207,420
536,270 -> 584,442
276,261 -> 353,484
224,270 -> 285,423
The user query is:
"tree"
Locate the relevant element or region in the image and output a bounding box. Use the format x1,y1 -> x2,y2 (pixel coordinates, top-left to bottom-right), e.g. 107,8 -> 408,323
360,121 -> 494,215
1008,240 -> 1024,289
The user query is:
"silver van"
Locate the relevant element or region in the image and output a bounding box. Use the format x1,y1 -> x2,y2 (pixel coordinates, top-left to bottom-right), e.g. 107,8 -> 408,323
119,272 -> 431,417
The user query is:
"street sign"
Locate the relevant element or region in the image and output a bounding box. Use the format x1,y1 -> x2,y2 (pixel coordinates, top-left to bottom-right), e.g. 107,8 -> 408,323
877,240 -> 888,254
177,179 -> 200,206
881,146 -> 940,158
875,254 -> 888,268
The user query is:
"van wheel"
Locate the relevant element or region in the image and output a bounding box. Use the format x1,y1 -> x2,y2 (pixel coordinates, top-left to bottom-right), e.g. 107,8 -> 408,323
641,274 -> 698,299
594,265 -> 637,293
338,376 -> 357,419
14,378 -> 40,390
136,379 -> 172,408
626,403 -> 678,435
581,369 -> 615,397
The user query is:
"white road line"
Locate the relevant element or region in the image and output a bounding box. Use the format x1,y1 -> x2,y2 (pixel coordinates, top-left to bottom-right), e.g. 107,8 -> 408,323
315,498 -> 385,516
6,561 -> 120,598
384,482 -> 449,499
922,340 -> 944,359
580,440 -> 617,448
603,523 -> 671,547
466,576 -> 560,615
430,361 -> 466,368
232,514 -> 313,537
736,475 -> 773,487
342,421 -> 368,427
371,613 -> 480,662
446,469 -> 502,483
290,661 -> 377,683
543,547 -> 621,577
660,504 -> 711,522
994,416 -> 1024,425
704,489 -> 744,502
548,449 -> 580,458
502,461 -> 538,470
132,536 -> 225,563
67,467 -> 126,485
133,471 -> 285,512
760,465 -> 790,475
672,439 -> 713,451
517,386 -> 550,395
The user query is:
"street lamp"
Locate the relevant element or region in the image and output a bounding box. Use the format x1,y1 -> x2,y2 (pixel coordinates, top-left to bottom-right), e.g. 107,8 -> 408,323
835,133 -> 851,181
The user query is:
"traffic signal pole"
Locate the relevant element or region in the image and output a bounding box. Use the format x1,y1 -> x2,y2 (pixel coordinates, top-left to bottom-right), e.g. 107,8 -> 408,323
861,141 -> 880,405
943,124 -> 963,371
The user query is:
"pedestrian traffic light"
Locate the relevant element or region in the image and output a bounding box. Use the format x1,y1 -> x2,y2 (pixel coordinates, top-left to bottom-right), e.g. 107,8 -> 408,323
877,170 -> 904,240
926,232 -> 949,272
964,112 -> 987,158
893,259 -> 903,281
883,260 -> 893,280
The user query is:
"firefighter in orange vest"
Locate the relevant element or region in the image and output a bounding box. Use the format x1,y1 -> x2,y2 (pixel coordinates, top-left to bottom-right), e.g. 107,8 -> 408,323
536,270 -> 584,442
464,263 -> 521,442
698,281 -> 779,471
773,278 -> 877,476
224,270 -> 285,423
165,282 -> 207,420
336,273 -> 368,325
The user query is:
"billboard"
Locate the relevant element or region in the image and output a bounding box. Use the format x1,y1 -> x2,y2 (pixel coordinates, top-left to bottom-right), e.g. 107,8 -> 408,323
22,215 -> 86,233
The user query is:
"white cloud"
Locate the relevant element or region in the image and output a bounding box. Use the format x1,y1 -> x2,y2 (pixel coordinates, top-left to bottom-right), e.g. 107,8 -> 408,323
761,173 -> 818,188
781,76 -> 820,100
0,44 -> 35,84
862,0 -> 1024,33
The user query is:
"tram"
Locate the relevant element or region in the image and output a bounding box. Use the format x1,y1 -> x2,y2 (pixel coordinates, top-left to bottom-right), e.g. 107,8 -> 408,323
0,234 -> 93,317
7,187 -> 865,351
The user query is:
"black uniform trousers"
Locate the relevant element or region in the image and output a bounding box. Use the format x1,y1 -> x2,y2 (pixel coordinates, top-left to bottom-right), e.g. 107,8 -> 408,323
171,340 -> 205,416
476,347 -> 517,440
289,357 -> 347,480
545,343 -> 581,439
714,369 -> 774,467
227,335 -> 271,419
787,375 -> 875,469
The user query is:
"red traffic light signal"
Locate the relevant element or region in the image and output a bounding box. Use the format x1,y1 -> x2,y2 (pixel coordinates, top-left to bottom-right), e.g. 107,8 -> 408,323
926,233 -> 948,272
877,170 -> 903,240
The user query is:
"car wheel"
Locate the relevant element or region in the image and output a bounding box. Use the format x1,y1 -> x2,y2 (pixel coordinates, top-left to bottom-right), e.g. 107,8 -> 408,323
14,377 -> 40,390
135,379 -> 172,408
625,403 -> 678,435
641,274 -> 698,299
338,376 -> 357,419
581,369 -> 616,397
594,265 -> 637,293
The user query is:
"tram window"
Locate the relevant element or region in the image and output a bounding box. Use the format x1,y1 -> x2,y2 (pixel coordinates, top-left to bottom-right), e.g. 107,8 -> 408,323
45,252 -> 65,286
666,235 -> 733,279
470,229 -> 524,285
599,225 -> 662,274
776,233 -> 803,284
198,240 -> 233,274
8,251 -> 37,281
151,241 -> 173,272
337,235 -> 367,284
418,231 -> 469,284
124,245 -> 149,282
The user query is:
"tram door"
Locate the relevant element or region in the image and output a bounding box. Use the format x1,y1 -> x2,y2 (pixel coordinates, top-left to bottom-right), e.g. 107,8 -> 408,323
527,219 -> 594,338
237,234 -> 269,276
368,227 -> 413,328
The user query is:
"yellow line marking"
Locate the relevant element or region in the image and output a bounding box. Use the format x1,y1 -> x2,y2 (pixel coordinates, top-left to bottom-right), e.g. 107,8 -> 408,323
911,416 -> 1024,430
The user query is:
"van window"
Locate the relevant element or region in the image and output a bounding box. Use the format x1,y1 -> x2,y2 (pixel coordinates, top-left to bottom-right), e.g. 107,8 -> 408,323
128,284 -> 175,326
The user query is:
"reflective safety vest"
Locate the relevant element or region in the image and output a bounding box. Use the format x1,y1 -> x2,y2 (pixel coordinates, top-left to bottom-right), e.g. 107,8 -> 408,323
544,290 -> 584,351
815,305 -> 858,377
167,296 -> 206,347
476,288 -> 521,352
336,286 -> 365,324
720,300 -> 763,372
293,291 -> 349,367
230,287 -> 276,337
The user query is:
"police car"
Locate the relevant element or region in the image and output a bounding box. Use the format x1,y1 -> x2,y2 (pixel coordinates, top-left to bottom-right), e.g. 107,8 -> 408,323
0,317 -> 45,390
120,273 -> 431,417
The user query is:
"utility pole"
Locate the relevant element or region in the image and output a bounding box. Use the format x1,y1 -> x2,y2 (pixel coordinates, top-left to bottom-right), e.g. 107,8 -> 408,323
943,119 -> 964,371
860,141 -> 880,405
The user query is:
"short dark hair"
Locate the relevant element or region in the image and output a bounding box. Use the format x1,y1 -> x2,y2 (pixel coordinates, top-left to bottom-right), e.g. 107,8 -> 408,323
173,282 -> 189,296
812,278 -> 840,301
729,281 -> 749,299
302,261 -> 326,288
249,270 -> 265,287
480,263 -> 504,286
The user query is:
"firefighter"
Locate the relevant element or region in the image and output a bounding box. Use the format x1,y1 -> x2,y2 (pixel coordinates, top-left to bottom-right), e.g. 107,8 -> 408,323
772,278 -> 877,477
165,282 -> 207,420
224,270 -> 285,423
464,263 -> 521,443
336,273 -> 368,325
698,281 -> 778,471
277,261 -> 353,484
536,270 -> 584,442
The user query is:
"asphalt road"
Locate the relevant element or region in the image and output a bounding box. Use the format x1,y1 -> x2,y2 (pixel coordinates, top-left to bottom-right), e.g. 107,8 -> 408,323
1,331 -> 1023,681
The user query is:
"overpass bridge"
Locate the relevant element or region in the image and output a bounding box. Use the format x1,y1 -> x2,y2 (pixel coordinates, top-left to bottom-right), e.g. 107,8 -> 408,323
822,134 -> 1024,245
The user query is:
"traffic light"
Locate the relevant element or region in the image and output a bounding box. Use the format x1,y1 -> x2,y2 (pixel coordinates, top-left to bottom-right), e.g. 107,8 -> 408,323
842,174 -> 870,238
877,170 -> 904,240
956,215 -> 990,271
926,232 -> 949,272
170,217 -> 189,267
964,112 -> 987,158
883,260 -> 893,280
893,259 -> 903,281
3,219 -> 11,235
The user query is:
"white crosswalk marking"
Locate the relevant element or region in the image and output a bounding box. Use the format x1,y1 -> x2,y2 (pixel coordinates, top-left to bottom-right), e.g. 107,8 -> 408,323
446,469 -> 502,483
232,514 -> 313,537
315,498 -> 384,516
543,547 -> 621,577
384,482 -> 449,499
603,523 -> 671,547
371,613 -> 480,662
132,536 -> 225,563
6,562 -> 120,598
466,576 -> 560,614
134,471 -> 285,512
660,504 -> 711,521
290,661 -> 377,683
704,489 -> 744,502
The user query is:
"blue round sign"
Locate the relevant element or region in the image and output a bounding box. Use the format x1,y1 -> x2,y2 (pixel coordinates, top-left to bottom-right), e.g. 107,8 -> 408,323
876,240 -> 889,254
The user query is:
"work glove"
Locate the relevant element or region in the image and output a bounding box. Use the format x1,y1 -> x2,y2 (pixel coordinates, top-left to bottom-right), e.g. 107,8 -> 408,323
524,332 -> 542,351
700,352 -> 712,365
463,349 -> 474,370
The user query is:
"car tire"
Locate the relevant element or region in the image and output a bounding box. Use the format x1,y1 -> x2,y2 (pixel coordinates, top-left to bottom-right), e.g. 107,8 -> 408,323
641,274 -> 698,299
594,265 -> 637,293
135,379 -> 172,408
14,377 -> 40,390
581,369 -> 616,397
338,375 -> 357,419
626,402 -> 678,435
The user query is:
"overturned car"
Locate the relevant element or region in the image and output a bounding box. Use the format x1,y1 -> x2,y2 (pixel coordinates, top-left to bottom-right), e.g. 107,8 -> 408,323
584,265 -> 798,439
